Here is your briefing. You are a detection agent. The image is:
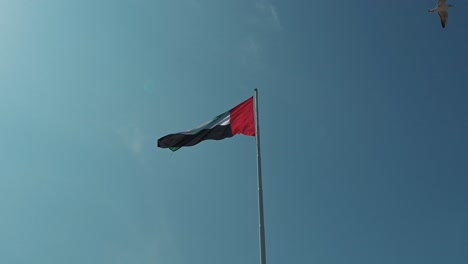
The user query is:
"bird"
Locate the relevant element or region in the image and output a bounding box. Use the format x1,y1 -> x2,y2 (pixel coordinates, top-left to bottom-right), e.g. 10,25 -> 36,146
429,0 -> 454,28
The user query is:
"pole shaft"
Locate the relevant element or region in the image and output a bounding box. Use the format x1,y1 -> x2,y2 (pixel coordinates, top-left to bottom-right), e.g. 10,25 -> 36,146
254,88 -> 267,264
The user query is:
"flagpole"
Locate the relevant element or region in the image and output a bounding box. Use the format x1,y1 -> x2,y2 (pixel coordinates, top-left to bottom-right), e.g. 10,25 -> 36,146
254,88 -> 267,264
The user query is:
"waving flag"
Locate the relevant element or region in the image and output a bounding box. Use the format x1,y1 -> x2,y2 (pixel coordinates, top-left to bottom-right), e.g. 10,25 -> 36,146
158,97 -> 255,151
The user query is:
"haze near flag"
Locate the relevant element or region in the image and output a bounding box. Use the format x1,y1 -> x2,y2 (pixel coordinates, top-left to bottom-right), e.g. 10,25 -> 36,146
158,97 -> 255,151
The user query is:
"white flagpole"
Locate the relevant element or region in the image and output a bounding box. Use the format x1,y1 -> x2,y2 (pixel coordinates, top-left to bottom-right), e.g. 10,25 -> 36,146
254,88 -> 267,264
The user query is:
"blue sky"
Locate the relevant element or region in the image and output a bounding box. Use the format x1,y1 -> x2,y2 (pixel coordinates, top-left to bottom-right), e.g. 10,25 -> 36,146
1,0 -> 467,263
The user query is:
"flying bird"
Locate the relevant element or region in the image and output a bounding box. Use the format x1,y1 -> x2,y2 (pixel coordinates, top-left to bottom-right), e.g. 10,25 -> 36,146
429,0 -> 454,28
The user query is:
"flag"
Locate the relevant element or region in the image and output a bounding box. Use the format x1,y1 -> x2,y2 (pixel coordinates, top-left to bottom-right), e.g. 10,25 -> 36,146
158,97 -> 255,151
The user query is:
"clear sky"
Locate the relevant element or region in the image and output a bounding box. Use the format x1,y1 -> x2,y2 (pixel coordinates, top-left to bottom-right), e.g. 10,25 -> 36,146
1,0 -> 467,263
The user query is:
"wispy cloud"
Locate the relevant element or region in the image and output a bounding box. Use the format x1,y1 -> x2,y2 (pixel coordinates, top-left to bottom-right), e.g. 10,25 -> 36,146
256,0 -> 281,29
239,1 -> 281,72
239,36 -> 264,71
242,36 -> 262,57
115,124 -> 144,155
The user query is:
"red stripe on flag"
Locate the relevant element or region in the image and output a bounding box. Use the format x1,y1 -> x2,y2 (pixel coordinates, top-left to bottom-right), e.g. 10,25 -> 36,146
230,97 -> 255,136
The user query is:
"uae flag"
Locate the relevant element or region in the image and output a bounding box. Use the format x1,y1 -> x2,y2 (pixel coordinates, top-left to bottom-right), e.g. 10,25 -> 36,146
158,97 -> 255,151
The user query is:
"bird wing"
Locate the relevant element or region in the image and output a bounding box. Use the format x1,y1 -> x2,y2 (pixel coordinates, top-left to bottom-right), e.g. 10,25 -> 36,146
438,11 -> 448,28
438,0 -> 447,7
